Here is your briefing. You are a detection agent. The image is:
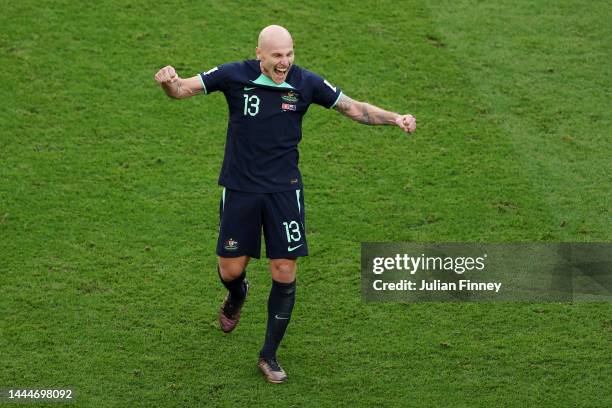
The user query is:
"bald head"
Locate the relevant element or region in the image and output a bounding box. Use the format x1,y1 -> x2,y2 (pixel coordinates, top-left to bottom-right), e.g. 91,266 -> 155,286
257,25 -> 293,51
256,25 -> 295,84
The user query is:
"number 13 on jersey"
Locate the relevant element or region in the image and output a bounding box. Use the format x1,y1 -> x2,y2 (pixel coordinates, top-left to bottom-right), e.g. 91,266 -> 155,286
243,94 -> 260,116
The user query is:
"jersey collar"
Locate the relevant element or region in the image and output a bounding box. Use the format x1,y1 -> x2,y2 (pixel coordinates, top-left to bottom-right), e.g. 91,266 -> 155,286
251,73 -> 295,89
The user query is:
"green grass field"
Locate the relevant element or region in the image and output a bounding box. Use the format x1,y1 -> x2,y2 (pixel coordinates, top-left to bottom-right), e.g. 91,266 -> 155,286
1,0 -> 610,406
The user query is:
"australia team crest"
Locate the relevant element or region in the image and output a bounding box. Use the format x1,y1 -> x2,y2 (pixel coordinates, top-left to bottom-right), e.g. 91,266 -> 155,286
281,91 -> 299,103
281,91 -> 299,111
224,238 -> 239,251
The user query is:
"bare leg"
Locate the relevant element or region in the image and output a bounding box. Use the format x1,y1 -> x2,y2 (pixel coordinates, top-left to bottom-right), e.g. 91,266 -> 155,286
218,255 -> 250,281
269,258 -> 296,283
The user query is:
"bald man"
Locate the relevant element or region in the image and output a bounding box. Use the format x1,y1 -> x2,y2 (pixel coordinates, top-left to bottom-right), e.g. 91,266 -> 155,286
154,25 -> 416,384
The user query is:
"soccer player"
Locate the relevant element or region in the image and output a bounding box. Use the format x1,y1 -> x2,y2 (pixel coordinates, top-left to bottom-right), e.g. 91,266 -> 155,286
154,25 -> 416,384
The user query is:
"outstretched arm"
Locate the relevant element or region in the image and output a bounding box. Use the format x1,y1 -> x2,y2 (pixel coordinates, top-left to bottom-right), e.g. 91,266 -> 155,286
154,65 -> 204,99
333,93 -> 416,133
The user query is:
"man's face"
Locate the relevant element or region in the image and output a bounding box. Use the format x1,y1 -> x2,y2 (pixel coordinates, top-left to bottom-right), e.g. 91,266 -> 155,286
257,43 -> 294,84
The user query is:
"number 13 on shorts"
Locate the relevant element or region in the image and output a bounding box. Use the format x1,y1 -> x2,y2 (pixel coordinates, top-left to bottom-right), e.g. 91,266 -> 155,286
282,221 -> 302,243
277,189 -> 307,257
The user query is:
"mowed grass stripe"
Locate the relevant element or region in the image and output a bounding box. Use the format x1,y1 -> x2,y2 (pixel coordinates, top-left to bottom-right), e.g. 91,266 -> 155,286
428,0 -> 611,241
300,7 -> 560,245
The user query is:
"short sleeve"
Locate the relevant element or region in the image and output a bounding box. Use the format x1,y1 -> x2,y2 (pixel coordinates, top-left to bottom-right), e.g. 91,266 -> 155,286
310,73 -> 342,109
199,63 -> 232,94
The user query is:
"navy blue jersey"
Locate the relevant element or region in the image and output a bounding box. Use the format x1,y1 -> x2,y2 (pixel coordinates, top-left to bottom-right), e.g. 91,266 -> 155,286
199,60 -> 342,193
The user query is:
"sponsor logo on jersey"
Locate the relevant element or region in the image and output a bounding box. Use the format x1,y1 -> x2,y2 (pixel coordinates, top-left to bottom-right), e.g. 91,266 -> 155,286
281,91 -> 299,103
281,103 -> 297,111
224,238 -> 239,251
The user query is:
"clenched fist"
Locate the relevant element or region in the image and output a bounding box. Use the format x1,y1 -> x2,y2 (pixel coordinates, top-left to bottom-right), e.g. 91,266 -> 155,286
395,114 -> 417,134
155,66 -> 179,84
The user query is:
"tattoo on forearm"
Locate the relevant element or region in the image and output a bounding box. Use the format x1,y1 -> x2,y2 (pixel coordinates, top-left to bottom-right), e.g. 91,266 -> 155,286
335,94 -> 353,113
359,104 -> 371,124
335,94 -> 389,125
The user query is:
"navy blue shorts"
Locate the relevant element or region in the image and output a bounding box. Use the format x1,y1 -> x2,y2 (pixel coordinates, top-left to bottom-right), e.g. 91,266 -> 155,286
216,188 -> 308,259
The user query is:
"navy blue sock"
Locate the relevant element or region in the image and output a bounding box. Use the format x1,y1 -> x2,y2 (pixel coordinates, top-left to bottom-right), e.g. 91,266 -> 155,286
218,267 -> 247,304
259,279 -> 296,359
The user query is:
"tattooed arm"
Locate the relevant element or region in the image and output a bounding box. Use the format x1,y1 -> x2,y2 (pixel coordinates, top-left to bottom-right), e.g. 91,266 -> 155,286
154,65 -> 204,99
333,93 -> 416,133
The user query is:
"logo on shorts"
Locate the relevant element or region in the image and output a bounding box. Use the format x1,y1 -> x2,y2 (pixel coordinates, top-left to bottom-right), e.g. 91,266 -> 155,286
288,244 -> 303,252
281,103 -> 297,111
224,238 -> 239,251
282,91 -> 299,103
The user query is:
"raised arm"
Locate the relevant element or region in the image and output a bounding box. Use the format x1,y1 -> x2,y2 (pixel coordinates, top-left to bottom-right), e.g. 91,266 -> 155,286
154,65 -> 204,99
333,93 -> 416,133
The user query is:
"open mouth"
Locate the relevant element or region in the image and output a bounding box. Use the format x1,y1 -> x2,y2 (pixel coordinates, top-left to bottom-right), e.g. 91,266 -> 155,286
274,66 -> 288,76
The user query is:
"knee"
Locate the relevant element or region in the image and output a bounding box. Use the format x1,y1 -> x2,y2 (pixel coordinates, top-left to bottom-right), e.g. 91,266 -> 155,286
270,259 -> 297,283
218,257 -> 248,281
